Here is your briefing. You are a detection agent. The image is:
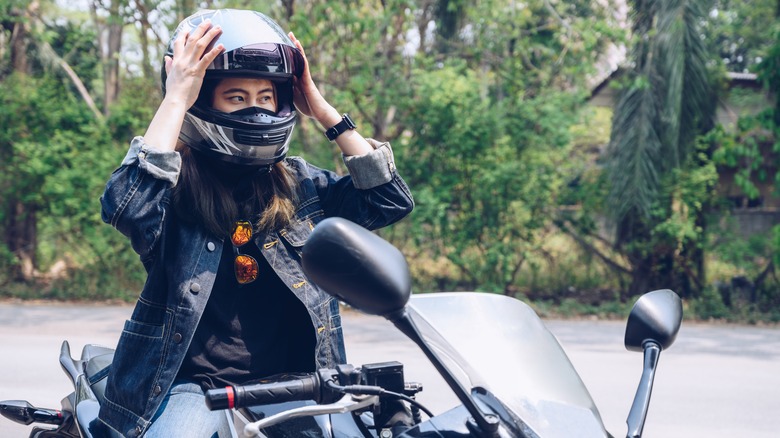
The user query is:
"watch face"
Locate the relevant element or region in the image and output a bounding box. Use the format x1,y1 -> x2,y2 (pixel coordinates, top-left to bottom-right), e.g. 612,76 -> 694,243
344,114 -> 356,129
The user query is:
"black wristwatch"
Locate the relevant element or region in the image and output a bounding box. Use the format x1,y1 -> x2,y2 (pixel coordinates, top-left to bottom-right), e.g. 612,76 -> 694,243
324,113 -> 357,141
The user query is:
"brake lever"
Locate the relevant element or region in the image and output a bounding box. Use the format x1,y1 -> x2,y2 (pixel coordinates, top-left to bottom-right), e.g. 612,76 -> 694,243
243,394 -> 378,437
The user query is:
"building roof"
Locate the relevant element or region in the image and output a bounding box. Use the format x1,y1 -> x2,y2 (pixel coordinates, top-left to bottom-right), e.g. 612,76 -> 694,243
589,69 -> 763,103
726,72 -> 758,81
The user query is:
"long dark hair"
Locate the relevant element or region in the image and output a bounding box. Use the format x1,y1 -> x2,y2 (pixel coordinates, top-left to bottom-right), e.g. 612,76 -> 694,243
173,145 -> 298,238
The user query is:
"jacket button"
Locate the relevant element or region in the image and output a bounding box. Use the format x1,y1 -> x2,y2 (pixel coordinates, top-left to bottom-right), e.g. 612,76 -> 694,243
153,385 -> 162,395
207,241 -> 216,251
134,426 -> 142,435
173,333 -> 183,343
190,282 -> 201,294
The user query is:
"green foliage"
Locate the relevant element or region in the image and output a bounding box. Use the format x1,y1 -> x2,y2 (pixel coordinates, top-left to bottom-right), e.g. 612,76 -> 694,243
107,77 -> 160,143
688,286 -> 730,320
396,60 -> 581,293
705,0 -> 780,73
0,0 -> 776,322
43,17 -> 100,88
599,0 -> 721,298
757,28 -> 780,128
0,72 -> 144,299
0,75 -> 106,217
711,117 -> 778,202
655,144 -> 719,240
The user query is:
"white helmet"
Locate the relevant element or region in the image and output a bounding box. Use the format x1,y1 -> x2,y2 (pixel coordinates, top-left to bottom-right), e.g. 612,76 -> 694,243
163,9 -> 304,166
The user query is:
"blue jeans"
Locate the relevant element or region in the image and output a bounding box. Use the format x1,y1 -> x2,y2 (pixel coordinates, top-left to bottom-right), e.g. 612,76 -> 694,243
145,380 -> 233,438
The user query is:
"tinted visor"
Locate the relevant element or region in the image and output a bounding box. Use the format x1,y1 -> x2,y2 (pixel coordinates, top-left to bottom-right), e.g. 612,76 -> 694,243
209,43 -> 302,78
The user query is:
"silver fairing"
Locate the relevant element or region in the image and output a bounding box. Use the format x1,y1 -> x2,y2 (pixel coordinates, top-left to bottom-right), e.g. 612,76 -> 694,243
407,292 -> 609,438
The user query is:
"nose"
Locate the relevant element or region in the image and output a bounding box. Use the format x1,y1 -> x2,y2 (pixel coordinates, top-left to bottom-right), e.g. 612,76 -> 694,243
237,101 -> 254,110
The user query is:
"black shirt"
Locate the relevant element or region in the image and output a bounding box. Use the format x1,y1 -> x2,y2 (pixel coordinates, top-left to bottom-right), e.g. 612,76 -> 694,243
178,238 -> 316,390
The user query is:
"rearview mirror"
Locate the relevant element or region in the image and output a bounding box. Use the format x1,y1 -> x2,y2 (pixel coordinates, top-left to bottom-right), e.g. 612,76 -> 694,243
301,217 -> 411,317
302,217 -> 502,436
625,289 -> 683,351
624,289 -> 682,437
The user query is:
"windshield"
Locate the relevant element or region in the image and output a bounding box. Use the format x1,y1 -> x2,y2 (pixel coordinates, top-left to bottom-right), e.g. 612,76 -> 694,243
407,292 -> 608,437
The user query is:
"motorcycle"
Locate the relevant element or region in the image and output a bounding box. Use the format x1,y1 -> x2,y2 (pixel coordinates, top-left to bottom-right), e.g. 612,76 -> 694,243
1,217 -> 683,438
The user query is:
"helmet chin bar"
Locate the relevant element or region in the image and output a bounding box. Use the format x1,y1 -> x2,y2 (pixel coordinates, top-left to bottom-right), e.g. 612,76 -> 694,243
180,113 -> 293,167
187,140 -> 287,168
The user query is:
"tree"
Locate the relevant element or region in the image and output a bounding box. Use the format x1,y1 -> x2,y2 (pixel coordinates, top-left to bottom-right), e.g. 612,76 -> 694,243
89,0 -> 128,114
707,13 -> 780,305
603,0 -> 718,298
394,0 -> 622,293
0,1 -> 115,286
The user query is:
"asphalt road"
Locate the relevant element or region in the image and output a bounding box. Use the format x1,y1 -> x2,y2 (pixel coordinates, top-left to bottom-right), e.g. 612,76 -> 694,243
1,301 -> 779,437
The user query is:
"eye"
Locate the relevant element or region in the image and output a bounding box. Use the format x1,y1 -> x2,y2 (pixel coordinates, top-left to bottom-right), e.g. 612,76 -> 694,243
227,95 -> 245,103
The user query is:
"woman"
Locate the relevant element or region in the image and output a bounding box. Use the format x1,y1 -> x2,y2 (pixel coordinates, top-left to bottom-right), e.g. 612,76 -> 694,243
98,9 -> 413,437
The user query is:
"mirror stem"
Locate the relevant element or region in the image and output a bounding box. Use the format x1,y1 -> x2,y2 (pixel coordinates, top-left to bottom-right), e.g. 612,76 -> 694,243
626,341 -> 661,438
387,309 -> 500,437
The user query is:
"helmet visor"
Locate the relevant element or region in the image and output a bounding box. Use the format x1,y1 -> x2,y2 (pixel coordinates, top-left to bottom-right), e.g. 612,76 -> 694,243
209,43 -> 302,79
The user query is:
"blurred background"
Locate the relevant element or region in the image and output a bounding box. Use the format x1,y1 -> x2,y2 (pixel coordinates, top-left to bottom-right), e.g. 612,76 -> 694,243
1,0 -> 778,323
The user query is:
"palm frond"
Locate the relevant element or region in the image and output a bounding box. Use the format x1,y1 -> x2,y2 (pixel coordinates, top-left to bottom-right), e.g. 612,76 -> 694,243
605,75 -> 664,221
655,0 -> 714,167
606,0 -> 715,225
679,0 -> 716,145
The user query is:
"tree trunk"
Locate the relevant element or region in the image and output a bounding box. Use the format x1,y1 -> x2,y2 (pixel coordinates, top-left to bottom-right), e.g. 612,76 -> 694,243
8,2 -> 40,74
90,0 -> 125,115
104,2 -> 123,113
5,200 -> 38,282
281,0 -> 295,20
136,0 -> 155,80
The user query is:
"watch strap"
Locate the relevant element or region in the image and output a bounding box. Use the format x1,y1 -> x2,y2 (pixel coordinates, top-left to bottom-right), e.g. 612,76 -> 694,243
324,113 -> 357,141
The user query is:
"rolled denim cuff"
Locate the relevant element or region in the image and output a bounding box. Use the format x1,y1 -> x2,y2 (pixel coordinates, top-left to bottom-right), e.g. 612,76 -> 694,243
121,136 -> 182,186
342,138 -> 397,190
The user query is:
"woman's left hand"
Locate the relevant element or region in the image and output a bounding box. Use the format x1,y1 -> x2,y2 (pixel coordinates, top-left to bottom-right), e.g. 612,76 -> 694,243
288,32 -> 341,129
287,32 -> 372,156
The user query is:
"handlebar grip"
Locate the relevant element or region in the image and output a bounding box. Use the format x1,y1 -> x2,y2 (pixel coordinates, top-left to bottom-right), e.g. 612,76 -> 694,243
205,374 -> 320,410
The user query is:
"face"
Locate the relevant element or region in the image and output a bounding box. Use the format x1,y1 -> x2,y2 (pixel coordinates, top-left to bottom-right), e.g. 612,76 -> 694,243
211,77 -> 277,113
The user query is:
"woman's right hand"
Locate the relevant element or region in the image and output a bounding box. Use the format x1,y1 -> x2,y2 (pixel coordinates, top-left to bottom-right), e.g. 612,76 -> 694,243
143,20 -> 224,152
163,19 -> 224,109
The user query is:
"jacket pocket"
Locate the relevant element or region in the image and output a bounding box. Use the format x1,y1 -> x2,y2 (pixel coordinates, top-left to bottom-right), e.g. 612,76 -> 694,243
122,319 -> 164,339
123,297 -> 168,338
104,307 -> 171,418
279,216 -> 319,257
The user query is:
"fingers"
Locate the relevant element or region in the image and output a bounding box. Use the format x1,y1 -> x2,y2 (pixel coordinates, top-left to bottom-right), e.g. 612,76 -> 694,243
172,20 -> 222,64
172,30 -> 186,57
288,32 -> 300,48
189,18 -> 213,42
190,22 -> 221,62
197,43 -> 225,70
288,32 -> 307,58
288,31 -> 312,81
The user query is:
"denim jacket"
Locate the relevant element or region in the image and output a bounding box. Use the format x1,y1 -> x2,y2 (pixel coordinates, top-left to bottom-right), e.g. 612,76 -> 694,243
98,136 -> 413,437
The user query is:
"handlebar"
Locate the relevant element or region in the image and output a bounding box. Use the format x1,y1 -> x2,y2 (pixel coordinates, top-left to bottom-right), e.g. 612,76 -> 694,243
204,363 -> 429,424
204,363 -> 432,437
205,373 -> 322,410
